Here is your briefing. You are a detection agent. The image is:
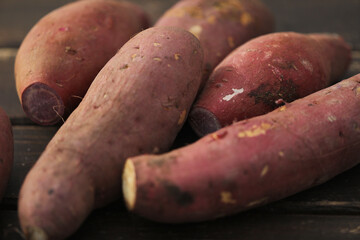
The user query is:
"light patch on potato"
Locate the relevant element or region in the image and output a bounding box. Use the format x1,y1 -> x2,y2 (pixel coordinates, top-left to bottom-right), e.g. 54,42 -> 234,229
222,88 -> 244,101
165,6 -> 203,19
189,25 -> 202,39
247,197 -> 268,207
261,165 -> 269,177
207,15 -> 216,24
174,53 -> 181,60
301,59 -> 314,73
153,43 -> 161,47
328,115 -> 337,122
153,57 -> 162,62
178,110 -> 187,125
278,106 -> 287,112
214,0 -> 244,12
356,87 -> 360,96
238,123 -> 272,138
220,191 -> 237,204
227,36 -> 235,48
263,51 -> 272,60
279,151 -> 285,157
131,54 -> 138,61
240,12 -> 253,26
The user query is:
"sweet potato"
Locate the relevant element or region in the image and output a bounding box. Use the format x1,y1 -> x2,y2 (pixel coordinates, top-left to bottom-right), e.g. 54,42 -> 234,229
18,27 -> 204,240
15,0 -> 150,125
189,32 -> 351,136
0,107 -> 13,201
123,73 -> 360,223
155,0 -> 274,82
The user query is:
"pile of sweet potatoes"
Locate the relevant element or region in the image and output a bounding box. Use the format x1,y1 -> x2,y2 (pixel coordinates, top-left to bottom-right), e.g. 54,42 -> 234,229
4,0 -> 358,239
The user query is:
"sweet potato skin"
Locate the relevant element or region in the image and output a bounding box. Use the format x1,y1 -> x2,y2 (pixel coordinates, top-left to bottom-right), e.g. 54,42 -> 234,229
18,27 -> 204,240
0,107 -> 13,201
15,0 -> 150,125
124,74 -> 360,223
189,32 -> 351,136
155,0 -> 274,82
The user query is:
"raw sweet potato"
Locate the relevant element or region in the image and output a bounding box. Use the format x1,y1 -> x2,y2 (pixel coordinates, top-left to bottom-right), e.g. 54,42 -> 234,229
123,74 -> 360,223
15,0 -> 150,125
18,27 -> 204,240
155,0 -> 274,82
189,32 -> 351,136
0,107 -> 13,201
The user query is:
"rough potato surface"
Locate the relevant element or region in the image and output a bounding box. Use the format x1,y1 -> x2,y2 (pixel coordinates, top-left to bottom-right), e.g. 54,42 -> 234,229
18,27 -> 204,240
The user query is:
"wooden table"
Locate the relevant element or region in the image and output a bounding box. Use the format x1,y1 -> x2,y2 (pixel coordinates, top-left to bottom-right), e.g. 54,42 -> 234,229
1,0 -> 359,239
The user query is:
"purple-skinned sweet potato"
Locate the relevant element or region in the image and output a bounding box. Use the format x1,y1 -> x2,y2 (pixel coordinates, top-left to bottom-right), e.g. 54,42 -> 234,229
15,0 -> 150,125
155,0 -> 274,83
18,26 -> 204,240
0,107 -> 13,202
189,32 -> 351,136
123,73 -> 360,223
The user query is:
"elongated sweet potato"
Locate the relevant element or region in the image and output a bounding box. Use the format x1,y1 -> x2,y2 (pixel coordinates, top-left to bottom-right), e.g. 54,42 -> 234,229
0,107 -> 13,201
189,32 -> 351,136
15,0 -> 150,125
155,0 -> 274,82
123,74 -> 360,223
18,27 -> 203,240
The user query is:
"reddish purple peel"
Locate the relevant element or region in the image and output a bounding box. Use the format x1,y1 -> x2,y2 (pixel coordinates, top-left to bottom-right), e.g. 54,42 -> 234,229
21,83 -> 64,125
189,107 -> 221,137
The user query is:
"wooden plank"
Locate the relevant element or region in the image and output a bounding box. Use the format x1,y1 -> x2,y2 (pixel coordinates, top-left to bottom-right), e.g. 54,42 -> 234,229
1,209 -> 360,240
261,0 -> 360,50
2,126 -> 58,206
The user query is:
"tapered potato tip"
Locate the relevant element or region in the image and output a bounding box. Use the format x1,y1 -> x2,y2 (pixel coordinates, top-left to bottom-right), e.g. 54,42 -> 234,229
21,82 -> 64,125
123,159 -> 136,211
25,226 -> 48,240
189,107 -> 222,137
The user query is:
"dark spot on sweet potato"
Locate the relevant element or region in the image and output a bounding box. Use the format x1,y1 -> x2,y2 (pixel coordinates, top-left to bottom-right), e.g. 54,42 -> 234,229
65,46 -> 77,55
134,46 -> 140,49
0,158 -> 3,164
48,189 -> 54,195
119,64 -> 129,70
203,63 -> 212,76
248,79 -> 299,108
163,182 -> 194,206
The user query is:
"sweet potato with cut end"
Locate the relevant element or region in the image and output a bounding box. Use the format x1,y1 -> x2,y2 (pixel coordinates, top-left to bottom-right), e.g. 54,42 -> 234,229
0,107 -> 13,201
155,0 -> 274,82
15,0 -> 150,125
123,74 -> 360,223
18,26 -> 204,240
189,32 -> 352,136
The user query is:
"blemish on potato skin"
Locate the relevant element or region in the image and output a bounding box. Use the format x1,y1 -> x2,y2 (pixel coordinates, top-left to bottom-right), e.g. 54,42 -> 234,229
207,15 -> 216,24
221,191 -> 237,204
240,12 -> 253,26
119,64 -> 129,70
178,110 -> 187,125
227,36 -> 235,48
153,57 -> 162,62
162,181 -> 194,206
238,123 -> 272,138
174,54 -> 181,60
211,130 -> 228,140
279,151 -> 285,157
153,43 -> 161,47
247,197 -> 268,207
261,165 -> 269,177
278,106 -> 286,112
65,46 -> 77,55
328,115 -> 337,122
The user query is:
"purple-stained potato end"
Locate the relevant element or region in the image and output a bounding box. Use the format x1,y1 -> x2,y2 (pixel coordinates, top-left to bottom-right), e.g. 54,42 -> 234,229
21,82 -> 64,125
